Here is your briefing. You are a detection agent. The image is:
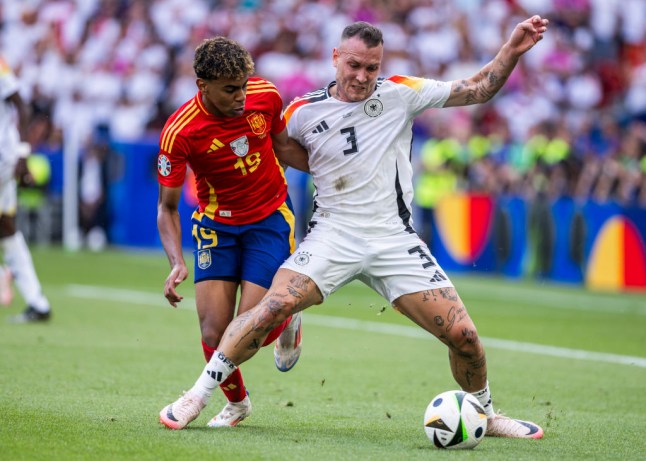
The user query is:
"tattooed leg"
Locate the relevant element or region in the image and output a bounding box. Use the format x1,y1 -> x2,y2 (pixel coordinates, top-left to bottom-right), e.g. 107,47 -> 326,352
218,268 -> 322,366
394,287 -> 487,392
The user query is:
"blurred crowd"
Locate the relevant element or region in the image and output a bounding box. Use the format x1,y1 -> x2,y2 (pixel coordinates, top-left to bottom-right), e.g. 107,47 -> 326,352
1,0 -> 645,219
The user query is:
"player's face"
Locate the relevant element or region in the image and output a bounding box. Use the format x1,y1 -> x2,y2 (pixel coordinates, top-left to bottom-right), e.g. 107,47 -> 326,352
197,76 -> 248,117
332,37 -> 382,102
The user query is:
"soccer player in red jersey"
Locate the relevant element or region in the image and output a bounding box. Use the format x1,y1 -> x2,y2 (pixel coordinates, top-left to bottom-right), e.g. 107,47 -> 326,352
157,37 -> 307,429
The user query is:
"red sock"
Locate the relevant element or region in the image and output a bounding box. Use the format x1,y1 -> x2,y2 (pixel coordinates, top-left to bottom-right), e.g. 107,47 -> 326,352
201,340 -> 216,362
201,340 -> 247,402
262,315 -> 292,346
219,368 -> 247,402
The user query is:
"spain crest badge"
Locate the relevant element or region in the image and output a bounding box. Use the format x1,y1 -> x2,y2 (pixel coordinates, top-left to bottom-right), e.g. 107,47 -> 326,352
246,112 -> 266,136
197,249 -> 212,269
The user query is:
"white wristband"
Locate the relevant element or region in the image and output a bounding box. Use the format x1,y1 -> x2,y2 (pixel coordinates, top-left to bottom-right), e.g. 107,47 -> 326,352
17,142 -> 30,159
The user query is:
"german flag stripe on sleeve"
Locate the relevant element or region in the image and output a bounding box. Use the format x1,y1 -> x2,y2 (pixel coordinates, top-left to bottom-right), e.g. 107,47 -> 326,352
161,101 -> 199,153
283,98 -> 310,124
0,57 -> 10,74
388,75 -> 425,92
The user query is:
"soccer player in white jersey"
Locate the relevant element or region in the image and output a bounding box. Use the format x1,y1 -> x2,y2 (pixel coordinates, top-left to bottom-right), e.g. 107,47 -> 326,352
0,56 -> 51,323
160,16 -> 549,439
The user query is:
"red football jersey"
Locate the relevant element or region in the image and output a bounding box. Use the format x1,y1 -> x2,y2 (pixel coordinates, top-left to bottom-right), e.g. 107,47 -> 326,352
157,78 -> 288,225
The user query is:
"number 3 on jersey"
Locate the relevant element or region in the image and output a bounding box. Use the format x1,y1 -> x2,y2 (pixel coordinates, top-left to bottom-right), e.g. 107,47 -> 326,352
341,127 -> 359,155
234,152 -> 261,176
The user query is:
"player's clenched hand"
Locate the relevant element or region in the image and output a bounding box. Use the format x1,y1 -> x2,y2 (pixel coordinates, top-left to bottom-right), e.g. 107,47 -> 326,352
164,264 -> 188,307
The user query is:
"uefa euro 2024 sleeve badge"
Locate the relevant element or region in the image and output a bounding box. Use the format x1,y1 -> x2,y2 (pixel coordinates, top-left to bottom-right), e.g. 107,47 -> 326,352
158,154 -> 171,176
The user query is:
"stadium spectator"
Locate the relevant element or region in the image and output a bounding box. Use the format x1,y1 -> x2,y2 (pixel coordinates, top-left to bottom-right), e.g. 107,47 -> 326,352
156,37 -> 306,429
159,17 -> 549,439
0,55 -> 52,323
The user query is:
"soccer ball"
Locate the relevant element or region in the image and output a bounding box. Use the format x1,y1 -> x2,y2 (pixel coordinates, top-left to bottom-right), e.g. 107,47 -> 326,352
423,390 -> 488,449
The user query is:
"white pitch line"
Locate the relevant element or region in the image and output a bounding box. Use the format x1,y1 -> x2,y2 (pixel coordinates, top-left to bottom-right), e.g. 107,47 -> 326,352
453,279 -> 646,315
302,314 -> 646,368
64,284 -> 646,369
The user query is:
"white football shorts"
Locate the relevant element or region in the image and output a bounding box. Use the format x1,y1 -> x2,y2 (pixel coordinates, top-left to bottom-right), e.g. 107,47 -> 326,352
281,220 -> 454,303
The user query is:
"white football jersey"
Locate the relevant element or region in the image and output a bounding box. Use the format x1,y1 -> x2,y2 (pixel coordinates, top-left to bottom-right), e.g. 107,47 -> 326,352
0,57 -> 21,166
285,76 -> 451,235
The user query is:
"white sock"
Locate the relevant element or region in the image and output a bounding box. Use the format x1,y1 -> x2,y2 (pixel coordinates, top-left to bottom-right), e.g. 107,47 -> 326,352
471,381 -> 495,418
2,232 -> 50,312
189,351 -> 237,401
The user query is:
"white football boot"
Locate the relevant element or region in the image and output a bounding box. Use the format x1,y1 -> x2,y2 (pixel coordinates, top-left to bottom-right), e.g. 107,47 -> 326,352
486,414 -> 544,438
159,391 -> 206,430
207,395 -> 252,427
274,312 -> 302,372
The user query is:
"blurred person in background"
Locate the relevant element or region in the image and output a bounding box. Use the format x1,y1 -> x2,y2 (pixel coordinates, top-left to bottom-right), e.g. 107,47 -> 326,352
160,16 -> 550,438
78,126 -> 111,251
0,55 -> 51,323
157,37 -> 308,429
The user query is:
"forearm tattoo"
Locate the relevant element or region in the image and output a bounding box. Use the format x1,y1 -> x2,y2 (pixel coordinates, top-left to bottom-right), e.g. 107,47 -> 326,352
463,53 -> 517,104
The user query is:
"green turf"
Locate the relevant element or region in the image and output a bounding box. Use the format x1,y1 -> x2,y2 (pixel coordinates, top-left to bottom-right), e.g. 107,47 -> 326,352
1,247 -> 645,460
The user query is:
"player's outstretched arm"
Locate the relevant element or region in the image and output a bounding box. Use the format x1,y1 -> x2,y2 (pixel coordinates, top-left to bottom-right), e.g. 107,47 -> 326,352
272,128 -> 310,173
444,15 -> 549,108
157,185 -> 188,307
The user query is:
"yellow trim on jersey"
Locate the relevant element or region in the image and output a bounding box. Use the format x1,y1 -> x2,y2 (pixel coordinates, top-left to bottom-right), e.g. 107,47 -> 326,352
247,88 -> 280,97
248,79 -> 275,87
276,201 -> 296,253
273,153 -> 288,185
161,101 -> 199,153
191,210 -> 204,222
202,180 -> 219,219
161,100 -> 195,150
247,79 -> 279,96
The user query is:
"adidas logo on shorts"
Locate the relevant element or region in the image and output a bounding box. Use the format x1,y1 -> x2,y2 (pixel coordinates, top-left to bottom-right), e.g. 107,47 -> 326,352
429,271 -> 447,282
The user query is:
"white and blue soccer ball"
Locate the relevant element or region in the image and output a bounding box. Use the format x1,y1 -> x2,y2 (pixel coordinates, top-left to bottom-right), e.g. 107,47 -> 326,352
423,390 -> 488,449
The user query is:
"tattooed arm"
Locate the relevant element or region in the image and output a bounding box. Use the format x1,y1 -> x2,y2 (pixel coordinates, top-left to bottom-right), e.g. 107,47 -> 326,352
443,15 -> 549,108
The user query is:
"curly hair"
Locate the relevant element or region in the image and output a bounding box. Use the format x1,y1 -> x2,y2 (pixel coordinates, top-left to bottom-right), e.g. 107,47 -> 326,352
193,37 -> 255,80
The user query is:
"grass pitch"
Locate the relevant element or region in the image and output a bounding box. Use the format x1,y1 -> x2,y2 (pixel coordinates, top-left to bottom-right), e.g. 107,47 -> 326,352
1,247 -> 645,460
